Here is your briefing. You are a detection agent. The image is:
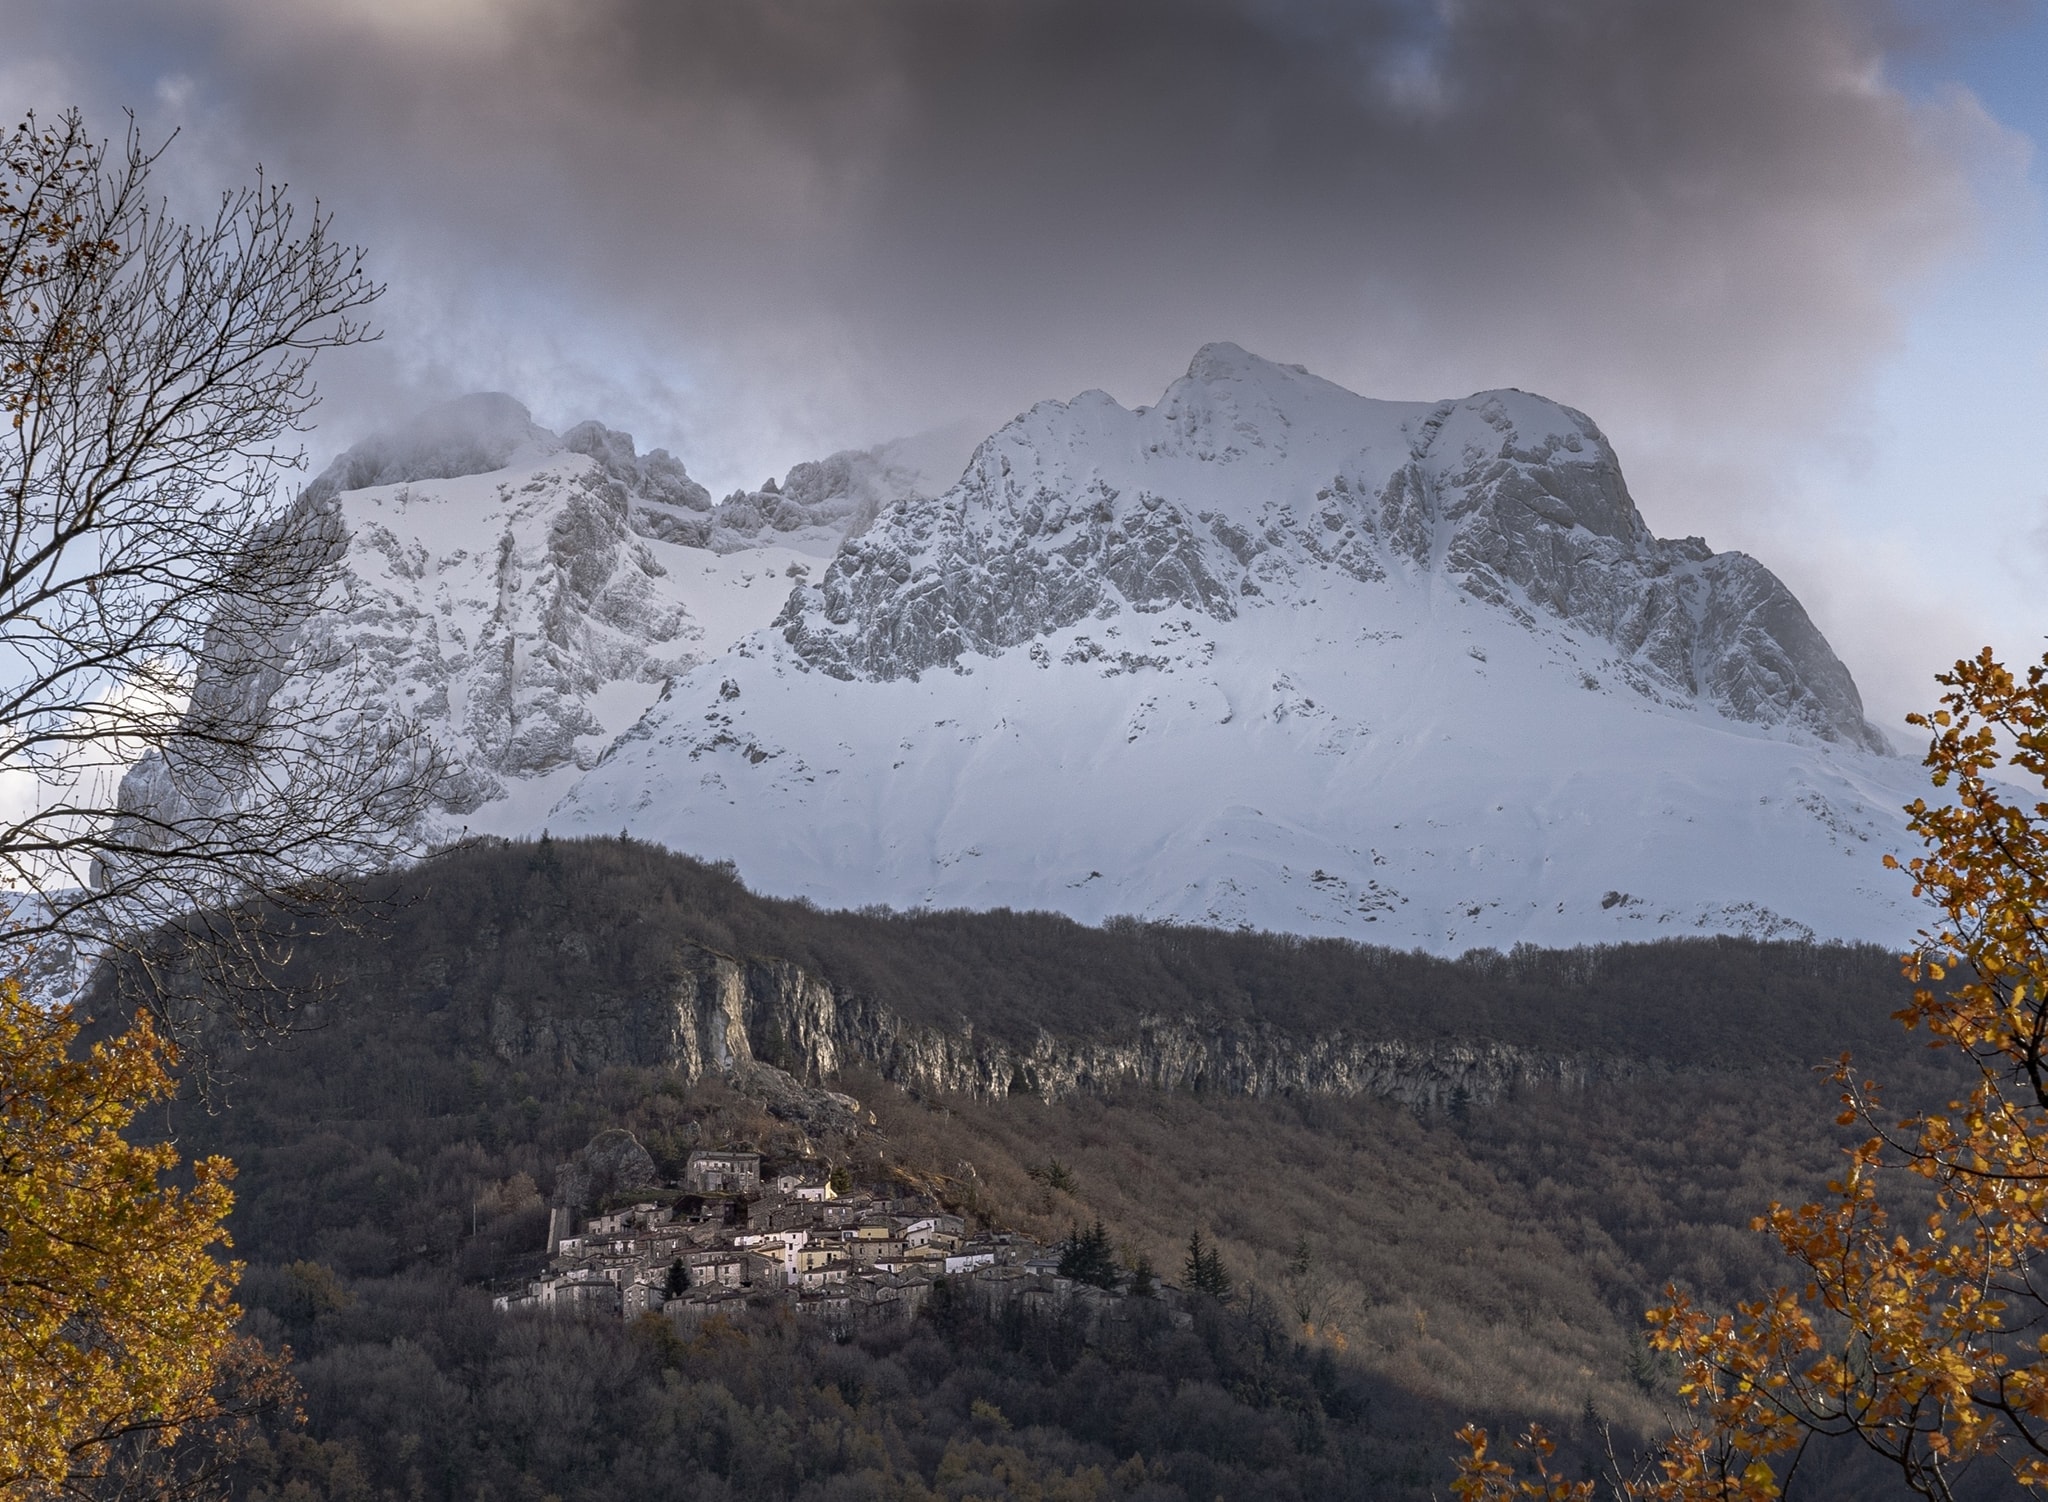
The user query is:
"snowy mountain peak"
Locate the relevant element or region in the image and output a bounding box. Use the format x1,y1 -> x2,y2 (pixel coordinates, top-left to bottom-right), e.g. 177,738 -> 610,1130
1180,338 -> 1336,396
776,346 -> 1882,755
1184,337 -> 1265,377
132,352 -> 1923,955
536,346 -> 1927,953
1167,339 -> 1372,445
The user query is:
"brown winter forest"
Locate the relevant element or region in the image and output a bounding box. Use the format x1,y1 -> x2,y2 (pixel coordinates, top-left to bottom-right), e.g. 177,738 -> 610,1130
112,837 -> 1967,1501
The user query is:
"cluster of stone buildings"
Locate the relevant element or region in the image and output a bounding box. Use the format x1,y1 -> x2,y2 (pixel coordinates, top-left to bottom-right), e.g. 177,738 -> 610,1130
493,1147 -> 1151,1332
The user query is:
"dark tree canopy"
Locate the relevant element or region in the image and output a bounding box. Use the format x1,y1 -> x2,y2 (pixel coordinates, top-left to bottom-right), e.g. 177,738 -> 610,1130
1058,1219 -> 1119,1289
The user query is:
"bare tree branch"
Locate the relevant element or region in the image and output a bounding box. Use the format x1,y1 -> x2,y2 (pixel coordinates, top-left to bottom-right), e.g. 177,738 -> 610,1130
0,108 -> 439,1030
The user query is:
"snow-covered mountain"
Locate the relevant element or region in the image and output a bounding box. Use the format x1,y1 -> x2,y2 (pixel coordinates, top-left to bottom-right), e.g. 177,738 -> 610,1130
126,348 -> 1933,952
107,393 -> 967,838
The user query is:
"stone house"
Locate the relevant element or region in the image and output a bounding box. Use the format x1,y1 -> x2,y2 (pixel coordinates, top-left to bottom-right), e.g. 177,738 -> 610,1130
665,1287 -> 750,1328
587,1202 -> 673,1236
794,1291 -> 853,1327
774,1169 -> 835,1199
798,1261 -> 851,1293
764,1201 -> 820,1232
743,1249 -> 789,1291
853,1272 -> 934,1323
683,1149 -> 762,1195
902,1214 -> 966,1249
684,1251 -> 749,1290
508,1268 -> 622,1315
794,1243 -> 844,1274
622,1276 -> 666,1318
731,1228 -> 807,1282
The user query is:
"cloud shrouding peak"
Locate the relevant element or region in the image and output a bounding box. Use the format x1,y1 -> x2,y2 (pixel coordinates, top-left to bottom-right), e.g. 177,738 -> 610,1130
13,0 -> 2000,505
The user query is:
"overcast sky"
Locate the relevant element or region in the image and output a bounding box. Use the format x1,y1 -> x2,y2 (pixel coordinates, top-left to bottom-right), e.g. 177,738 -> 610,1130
7,0 -> 2048,738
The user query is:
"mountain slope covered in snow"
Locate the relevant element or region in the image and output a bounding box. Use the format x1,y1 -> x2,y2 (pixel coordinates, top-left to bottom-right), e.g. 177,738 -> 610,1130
551,345 -> 1928,950
125,348 -> 1931,952
113,393 -> 965,838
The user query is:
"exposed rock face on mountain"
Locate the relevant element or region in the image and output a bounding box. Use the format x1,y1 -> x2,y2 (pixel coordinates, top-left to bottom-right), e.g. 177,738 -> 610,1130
557,345 -> 1925,951
552,1128 -> 661,1213
287,417 -> 703,817
481,929 -> 1629,1115
115,397 -> 965,838
565,417 -> 939,555
782,345 -> 1881,752
128,350 -> 1925,952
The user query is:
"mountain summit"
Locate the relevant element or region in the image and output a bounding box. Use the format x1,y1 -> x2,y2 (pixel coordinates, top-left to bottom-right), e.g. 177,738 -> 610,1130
779,344 -> 1884,753
126,349 -> 1926,951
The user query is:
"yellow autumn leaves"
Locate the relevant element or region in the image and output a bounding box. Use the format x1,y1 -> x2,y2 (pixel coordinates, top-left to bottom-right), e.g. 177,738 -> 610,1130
0,975 -> 276,1500
1458,647 -> 2048,1499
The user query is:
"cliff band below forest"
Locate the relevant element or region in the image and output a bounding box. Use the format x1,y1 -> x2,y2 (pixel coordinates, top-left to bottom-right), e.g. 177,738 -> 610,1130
477,938 -> 1630,1113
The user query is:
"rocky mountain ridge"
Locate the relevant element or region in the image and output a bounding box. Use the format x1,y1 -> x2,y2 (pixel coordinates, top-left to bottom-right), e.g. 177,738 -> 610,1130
114,393 -> 962,837
283,842 -> 1909,1136
553,346 -> 1928,949
124,347 -> 1929,952
780,345 -> 1882,753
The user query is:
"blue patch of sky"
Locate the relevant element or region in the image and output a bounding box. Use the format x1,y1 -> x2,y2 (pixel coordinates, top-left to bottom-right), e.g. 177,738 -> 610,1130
1799,5 -> 2048,670
1890,3 -> 2048,174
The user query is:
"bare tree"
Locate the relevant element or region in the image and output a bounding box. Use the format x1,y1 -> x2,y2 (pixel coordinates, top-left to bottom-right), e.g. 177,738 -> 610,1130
0,109 -> 438,1025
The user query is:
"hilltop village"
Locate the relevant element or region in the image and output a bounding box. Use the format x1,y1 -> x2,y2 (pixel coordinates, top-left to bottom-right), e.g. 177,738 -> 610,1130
494,1144 -> 1181,1332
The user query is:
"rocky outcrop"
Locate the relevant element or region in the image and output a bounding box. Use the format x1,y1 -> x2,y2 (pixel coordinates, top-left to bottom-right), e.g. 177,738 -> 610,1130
482,940 -> 1639,1113
115,395 -> 978,847
777,344 -> 1887,751
563,421 -> 958,555
553,1127 -> 661,1212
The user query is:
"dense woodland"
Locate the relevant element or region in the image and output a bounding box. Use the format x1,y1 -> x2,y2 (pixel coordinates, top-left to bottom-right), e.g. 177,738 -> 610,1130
114,839 -> 1995,1500
186,833 -> 1931,1062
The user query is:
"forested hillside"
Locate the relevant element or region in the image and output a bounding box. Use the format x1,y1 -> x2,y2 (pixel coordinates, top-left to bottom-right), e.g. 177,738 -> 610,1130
115,839 -> 1972,1500
201,834 -> 1925,1061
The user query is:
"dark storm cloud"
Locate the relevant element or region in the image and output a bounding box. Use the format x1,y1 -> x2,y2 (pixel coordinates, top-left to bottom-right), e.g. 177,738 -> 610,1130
9,0 -> 1995,498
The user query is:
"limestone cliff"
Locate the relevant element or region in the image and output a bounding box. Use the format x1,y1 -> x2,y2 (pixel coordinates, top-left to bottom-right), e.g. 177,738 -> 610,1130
481,939 -> 1637,1112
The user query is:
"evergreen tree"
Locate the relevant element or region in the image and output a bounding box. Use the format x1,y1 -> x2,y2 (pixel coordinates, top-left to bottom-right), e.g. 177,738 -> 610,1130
1184,1229 -> 1233,1301
1032,1158 -> 1078,1194
1057,1219 -> 1118,1289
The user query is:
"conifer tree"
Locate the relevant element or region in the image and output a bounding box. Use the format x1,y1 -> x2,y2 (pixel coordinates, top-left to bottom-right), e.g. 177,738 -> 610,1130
1184,1228 -> 1233,1301
1057,1218 -> 1119,1288
1128,1251 -> 1158,1299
